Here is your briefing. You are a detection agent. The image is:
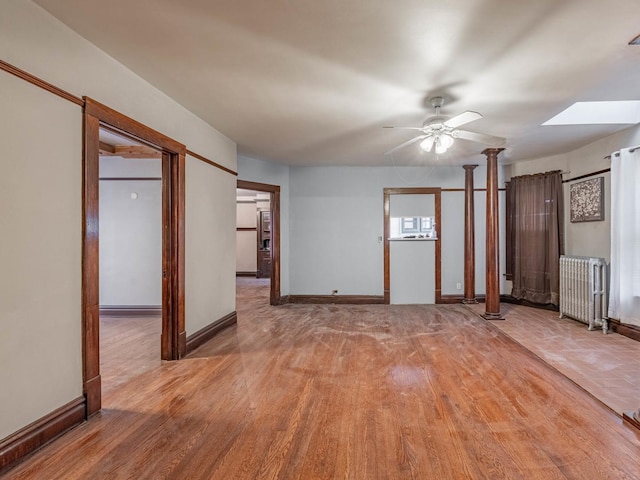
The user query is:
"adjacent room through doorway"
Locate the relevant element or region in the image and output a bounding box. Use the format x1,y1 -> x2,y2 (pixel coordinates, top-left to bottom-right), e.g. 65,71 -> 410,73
236,188 -> 271,306
98,127 -> 163,402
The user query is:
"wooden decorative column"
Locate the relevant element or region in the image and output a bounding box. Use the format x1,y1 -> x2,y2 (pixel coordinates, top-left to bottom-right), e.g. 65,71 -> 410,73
463,165 -> 478,304
482,148 -> 504,320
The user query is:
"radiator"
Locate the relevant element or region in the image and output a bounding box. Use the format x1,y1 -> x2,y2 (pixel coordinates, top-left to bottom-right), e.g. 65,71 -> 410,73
559,255 -> 608,333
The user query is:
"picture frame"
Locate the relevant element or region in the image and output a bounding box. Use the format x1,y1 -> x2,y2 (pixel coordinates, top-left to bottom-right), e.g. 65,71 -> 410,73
570,176 -> 604,223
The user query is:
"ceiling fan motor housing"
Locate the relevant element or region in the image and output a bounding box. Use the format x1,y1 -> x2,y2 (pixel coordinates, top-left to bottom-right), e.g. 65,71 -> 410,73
422,116 -> 447,129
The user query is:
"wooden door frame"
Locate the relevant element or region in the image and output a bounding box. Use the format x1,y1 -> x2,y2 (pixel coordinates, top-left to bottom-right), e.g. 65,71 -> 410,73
383,187 -> 442,304
237,179 -> 282,305
82,98 -> 186,417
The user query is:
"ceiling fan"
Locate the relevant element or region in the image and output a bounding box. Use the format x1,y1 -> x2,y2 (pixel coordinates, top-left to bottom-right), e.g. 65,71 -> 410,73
384,97 -> 505,155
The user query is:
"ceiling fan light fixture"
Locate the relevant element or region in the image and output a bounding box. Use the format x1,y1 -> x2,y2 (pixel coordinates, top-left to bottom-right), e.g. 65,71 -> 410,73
420,133 -> 454,154
440,133 -> 454,149
385,97 -> 502,156
420,136 -> 435,152
433,133 -> 454,154
435,138 -> 447,154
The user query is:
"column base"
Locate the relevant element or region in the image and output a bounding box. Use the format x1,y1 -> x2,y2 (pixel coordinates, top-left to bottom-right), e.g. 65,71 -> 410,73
481,311 -> 504,321
462,298 -> 478,304
623,410 -> 640,431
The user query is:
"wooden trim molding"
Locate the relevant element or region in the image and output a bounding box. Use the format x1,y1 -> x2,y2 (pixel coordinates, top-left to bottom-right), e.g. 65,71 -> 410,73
237,180 -> 275,192
236,227 -> 257,232
83,98 -> 187,416
161,151 -> 187,360
608,319 -> 640,342
186,312 -> 238,354
82,111 -> 101,417
287,295 -> 386,305
499,295 -> 559,312
383,187 -> 442,305
99,177 -> 162,181
563,168 -> 610,184
236,271 -> 257,277
0,59 -> 84,106
440,294 -> 488,304
439,294 -> 466,304
186,149 -> 237,177
0,397 -> 85,472
441,188 -> 506,192
85,98 -> 186,155
383,193 -> 390,303
99,305 -> 162,317
237,180 -> 282,305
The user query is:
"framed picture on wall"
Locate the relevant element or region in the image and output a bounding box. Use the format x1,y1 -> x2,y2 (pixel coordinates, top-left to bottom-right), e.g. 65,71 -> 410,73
570,176 -> 604,222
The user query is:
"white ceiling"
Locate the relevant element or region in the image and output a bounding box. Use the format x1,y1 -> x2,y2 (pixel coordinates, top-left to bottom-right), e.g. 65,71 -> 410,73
99,128 -> 145,148
34,0 -> 640,166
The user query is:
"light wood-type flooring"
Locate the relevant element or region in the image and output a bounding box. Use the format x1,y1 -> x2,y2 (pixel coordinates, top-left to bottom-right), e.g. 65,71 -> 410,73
3,278 -> 640,479
470,302 -> 640,416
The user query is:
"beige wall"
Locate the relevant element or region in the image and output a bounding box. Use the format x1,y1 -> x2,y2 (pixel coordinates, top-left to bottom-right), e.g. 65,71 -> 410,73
0,0 -> 236,171
236,202 -> 258,272
236,231 -> 258,272
0,72 -> 83,439
0,0 -> 237,440
508,124 -> 640,262
185,157 -> 237,335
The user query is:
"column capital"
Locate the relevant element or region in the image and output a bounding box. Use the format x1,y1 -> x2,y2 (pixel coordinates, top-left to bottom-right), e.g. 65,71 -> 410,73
462,164 -> 479,171
482,148 -> 505,157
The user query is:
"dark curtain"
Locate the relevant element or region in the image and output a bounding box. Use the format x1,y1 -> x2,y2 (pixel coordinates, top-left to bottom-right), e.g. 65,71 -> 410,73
507,170 -> 564,305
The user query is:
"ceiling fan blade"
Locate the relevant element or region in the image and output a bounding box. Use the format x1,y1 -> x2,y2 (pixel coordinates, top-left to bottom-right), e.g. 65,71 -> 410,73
453,129 -> 506,146
383,126 -> 424,131
444,111 -> 482,129
384,135 -> 427,155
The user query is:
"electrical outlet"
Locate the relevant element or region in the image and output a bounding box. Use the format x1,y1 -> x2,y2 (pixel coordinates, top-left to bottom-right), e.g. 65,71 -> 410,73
331,289 -> 338,295
456,282 -> 462,290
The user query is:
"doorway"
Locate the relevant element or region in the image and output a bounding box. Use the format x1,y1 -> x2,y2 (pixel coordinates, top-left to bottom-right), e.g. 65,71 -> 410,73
236,180 -> 281,305
82,98 -> 186,416
383,187 -> 442,304
98,127 -> 162,399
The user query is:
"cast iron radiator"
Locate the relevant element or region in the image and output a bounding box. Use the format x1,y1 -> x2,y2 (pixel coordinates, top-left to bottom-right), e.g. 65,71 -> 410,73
559,255 -> 608,333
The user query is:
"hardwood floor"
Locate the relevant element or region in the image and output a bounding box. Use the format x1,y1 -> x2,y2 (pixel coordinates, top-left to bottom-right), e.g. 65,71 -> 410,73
100,315 -> 162,400
466,302 -> 640,415
3,279 -> 640,479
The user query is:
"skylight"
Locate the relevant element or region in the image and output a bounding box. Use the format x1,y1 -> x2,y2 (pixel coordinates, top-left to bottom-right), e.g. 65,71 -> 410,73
542,101 -> 640,126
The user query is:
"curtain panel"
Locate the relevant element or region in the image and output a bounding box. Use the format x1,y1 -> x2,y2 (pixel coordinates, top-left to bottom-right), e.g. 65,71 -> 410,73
608,147 -> 640,327
507,170 -> 564,305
